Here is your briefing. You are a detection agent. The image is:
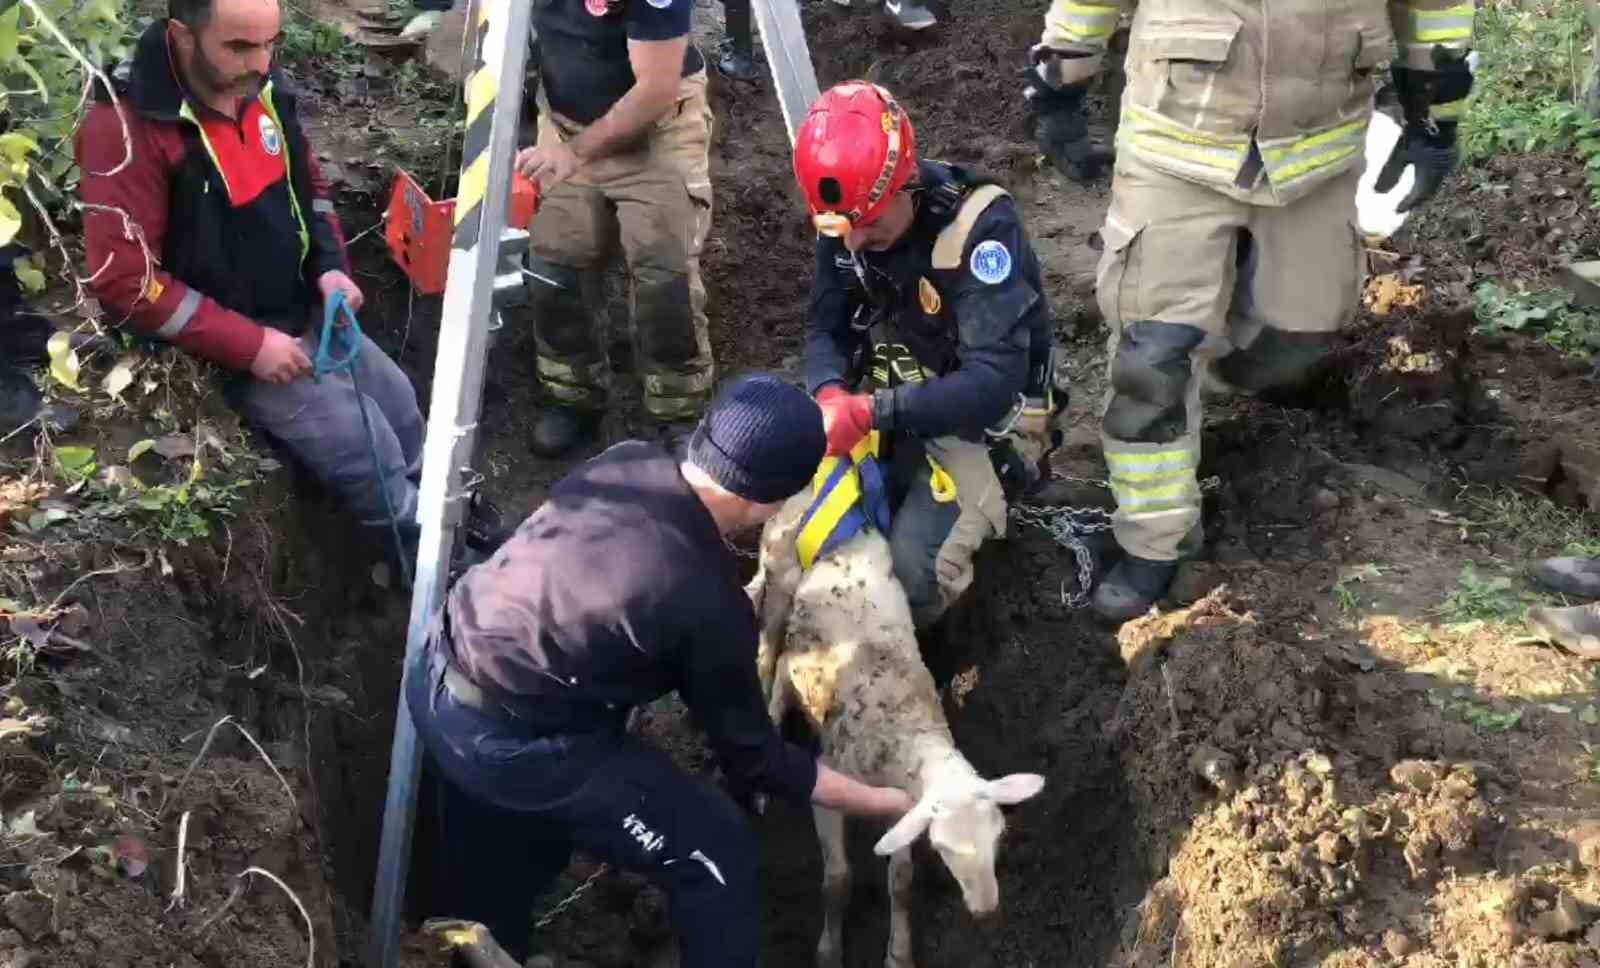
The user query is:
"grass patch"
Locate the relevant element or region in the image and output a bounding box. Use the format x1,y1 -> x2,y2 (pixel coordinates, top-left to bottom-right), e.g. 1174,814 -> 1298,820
1458,484 -> 1600,556
1334,563 -> 1384,614
1462,0 -> 1600,202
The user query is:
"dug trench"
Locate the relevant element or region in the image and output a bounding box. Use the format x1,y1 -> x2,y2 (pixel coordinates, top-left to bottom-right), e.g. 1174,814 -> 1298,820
8,2 -> 1600,968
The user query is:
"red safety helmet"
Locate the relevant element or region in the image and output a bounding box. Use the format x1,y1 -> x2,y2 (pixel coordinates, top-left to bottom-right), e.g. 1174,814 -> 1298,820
793,81 -> 918,238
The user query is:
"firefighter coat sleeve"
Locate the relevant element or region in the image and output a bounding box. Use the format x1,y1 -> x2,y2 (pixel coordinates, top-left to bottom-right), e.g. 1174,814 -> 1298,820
1389,0 -> 1476,72
878,203 -> 1035,440
803,237 -> 867,395
76,102 -> 268,372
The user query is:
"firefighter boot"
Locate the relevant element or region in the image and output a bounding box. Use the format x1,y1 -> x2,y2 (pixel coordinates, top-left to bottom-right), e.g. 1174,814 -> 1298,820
1526,602 -> 1600,661
884,0 -> 936,30
1530,556 -> 1600,600
717,0 -> 758,82
1092,553 -> 1178,623
529,406 -> 599,459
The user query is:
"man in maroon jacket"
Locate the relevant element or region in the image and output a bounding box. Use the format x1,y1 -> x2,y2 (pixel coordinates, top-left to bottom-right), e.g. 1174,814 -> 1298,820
77,0 -> 491,563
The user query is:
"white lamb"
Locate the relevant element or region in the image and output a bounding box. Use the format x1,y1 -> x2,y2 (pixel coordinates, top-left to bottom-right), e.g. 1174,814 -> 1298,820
747,492 -> 1044,968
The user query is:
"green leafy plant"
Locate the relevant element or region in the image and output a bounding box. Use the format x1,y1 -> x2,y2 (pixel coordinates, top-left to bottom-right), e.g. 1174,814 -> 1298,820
0,1 -> 130,272
1428,690 -> 1525,731
1473,282 -> 1600,356
1462,0 -> 1600,202
1437,562 -> 1529,623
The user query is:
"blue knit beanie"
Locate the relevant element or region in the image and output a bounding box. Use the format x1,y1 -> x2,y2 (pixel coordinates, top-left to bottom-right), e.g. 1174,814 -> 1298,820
688,374 -> 824,504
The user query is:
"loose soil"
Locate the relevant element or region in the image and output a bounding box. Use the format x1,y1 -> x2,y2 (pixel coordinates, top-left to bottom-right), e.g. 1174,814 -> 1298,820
4,2 -> 1600,967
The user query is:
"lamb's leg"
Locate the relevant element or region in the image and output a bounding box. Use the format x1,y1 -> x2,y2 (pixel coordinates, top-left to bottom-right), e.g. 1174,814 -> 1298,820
885,847 -> 915,968
814,806 -> 849,968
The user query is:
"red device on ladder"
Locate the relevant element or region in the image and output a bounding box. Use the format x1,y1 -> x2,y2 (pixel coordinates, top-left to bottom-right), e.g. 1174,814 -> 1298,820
384,169 -> 541,294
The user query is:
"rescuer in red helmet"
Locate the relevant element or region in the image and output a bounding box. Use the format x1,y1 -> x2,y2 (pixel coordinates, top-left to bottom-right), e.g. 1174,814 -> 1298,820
794,81 -> 1062,631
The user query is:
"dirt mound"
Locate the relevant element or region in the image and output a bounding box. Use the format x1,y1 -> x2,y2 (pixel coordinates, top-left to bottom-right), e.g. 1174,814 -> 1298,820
1110,594 -> 1600,968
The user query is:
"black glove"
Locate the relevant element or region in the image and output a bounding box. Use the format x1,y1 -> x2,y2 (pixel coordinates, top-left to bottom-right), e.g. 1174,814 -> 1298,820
1374,58 -> 1472,212
1022,63 -> 1112,183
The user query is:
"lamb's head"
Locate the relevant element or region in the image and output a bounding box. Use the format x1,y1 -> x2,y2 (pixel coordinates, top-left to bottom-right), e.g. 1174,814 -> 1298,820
871,773 -> 1045,916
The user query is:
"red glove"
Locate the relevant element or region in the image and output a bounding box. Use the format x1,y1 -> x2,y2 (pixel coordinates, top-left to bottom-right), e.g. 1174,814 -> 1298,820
816,385 -> 873,457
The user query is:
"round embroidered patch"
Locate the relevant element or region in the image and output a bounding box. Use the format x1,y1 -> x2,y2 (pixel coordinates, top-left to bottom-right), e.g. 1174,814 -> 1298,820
970,239 -> 1012,285
585,0 -> 610,16
647,0 -> 673,8
258,115 -> 282,157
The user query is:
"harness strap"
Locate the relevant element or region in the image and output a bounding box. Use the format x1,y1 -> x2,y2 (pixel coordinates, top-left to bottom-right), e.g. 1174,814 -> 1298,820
931,185 -> 1010,270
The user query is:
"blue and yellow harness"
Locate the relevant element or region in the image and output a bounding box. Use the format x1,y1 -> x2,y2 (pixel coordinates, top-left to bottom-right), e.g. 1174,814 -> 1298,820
794,432 -> 959,570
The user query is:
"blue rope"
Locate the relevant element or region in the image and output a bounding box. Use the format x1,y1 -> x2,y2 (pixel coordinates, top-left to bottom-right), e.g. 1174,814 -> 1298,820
314,291 -> 413,588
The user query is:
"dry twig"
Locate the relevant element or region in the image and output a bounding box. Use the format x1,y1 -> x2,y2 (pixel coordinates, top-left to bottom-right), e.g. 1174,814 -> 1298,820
164,715 -> 295,817
166,810 -> 191,912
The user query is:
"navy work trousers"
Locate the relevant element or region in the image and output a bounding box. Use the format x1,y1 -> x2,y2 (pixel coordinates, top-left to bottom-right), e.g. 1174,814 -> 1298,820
405,647 -> 763,966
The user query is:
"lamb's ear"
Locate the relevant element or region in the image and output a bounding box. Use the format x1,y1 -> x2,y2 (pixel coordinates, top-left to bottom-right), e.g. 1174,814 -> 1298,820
985,774 -> 1045,806
873,799 -> 934,856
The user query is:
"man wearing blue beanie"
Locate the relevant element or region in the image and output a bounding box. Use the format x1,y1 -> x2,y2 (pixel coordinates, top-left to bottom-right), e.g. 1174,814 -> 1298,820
407,373 -> 913,967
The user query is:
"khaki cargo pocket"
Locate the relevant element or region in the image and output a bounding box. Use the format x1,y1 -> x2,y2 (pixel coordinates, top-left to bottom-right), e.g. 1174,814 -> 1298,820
1095,213 -> 1144,330
1353,26 -> 1395,74
1137,19 -> 1240,120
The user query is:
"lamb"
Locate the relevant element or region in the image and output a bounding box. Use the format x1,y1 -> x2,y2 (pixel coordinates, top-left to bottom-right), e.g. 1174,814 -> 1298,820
747,491 -> 1044,968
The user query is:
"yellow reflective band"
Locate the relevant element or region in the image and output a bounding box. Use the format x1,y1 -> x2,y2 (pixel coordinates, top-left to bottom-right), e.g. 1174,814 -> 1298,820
1112,479 -> 1193,501
1047,0 -> 1120,40
1105,448 -> 1194,469
1408,4 -> 1474,43
1110,464 -> 1197,484
1125,106 -> 1250,150
926,456 -> 958,504
1129,134 -> 1241,172
1273,144 -> 1363,183
1262,119 -> 1367,161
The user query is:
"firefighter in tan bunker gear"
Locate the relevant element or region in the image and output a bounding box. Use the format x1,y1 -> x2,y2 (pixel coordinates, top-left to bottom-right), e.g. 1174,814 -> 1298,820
1023,0 -> 1475,621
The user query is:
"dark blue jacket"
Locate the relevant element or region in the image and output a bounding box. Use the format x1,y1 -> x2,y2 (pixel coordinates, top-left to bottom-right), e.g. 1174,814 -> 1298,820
804,162 -> 1051,441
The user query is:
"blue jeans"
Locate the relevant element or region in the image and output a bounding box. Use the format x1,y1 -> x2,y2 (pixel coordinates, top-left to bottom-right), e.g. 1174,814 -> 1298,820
406,648 -> 763,966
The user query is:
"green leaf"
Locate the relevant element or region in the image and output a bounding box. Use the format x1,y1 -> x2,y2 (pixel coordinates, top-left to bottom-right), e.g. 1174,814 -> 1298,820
14,256 -> 43,294
0,133 -> 36,163
54,445 -> 95,472
1582,705 -> 1600,726
0,5 -> 20,62
127,438 -> 155,462
0,597 -> 22,613
0,193 -> 19,247
46,330 -> 78,389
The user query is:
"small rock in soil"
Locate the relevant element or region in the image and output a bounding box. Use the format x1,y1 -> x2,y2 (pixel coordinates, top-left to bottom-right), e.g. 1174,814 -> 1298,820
1187,744 -> 1240,794
0,891 -> 52,942
1527,889 -> 1587,940
1390,759 -> 1441,793
1381,929 -> 1415,958
1572,822 -> 1600,869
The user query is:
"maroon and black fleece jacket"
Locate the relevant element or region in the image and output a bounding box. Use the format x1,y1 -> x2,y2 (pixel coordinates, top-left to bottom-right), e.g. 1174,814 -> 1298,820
76,20 -> 351,371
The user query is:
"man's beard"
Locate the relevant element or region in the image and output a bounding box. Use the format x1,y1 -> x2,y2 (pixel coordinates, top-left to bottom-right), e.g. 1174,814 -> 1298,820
190,45 -> 262,100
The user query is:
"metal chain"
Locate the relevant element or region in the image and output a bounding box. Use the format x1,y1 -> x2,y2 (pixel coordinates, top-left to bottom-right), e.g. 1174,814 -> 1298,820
1009,474 -> 1115,609
534,864 -> 609,929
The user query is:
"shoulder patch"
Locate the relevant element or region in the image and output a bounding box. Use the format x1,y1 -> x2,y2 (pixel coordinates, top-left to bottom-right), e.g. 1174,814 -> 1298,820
258,114 -> 282,157
969,239 -> 1012,285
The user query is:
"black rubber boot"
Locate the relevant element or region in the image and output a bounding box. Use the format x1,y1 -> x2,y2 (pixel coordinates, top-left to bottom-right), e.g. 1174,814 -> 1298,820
717,0 -> 758,82
529,406 -> 598,459
0,367 -> 43,433
1091,553 -> 1178,623
717,39 -> 759,82
464,490 -> 514,555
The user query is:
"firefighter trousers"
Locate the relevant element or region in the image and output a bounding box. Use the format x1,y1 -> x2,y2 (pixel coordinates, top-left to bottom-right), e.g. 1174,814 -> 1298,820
1095,155 -> 1365,562
526,72 -> 716,421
